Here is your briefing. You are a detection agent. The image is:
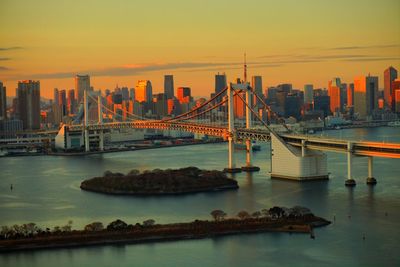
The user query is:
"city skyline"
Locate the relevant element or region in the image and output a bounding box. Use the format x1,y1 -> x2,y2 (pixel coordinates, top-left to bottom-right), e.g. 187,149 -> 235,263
1,0 -> 400,98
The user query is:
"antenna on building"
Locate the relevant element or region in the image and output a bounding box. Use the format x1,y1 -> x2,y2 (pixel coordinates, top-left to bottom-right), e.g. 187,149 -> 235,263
244,52 -> 247,83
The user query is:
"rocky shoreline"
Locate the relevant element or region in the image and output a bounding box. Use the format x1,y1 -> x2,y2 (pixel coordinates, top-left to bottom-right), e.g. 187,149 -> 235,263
80,167 -> 239,195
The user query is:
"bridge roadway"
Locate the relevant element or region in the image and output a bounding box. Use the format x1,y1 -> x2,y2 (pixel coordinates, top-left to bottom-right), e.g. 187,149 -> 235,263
65,121 -> 400,159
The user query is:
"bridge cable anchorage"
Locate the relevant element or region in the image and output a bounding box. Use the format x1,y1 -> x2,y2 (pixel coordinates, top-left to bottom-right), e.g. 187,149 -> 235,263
87,94 -> 148,121
162,86 -> 229,122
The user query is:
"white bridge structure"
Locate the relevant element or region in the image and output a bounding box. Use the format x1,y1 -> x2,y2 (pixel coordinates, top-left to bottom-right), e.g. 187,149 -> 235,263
55,82 -> 400,186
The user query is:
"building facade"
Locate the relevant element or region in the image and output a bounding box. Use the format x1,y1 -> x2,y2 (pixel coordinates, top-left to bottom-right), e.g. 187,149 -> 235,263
17,80 -> 41,130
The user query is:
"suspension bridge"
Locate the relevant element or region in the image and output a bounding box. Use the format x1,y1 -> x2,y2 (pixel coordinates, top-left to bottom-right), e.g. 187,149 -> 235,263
56,81 -> 400,186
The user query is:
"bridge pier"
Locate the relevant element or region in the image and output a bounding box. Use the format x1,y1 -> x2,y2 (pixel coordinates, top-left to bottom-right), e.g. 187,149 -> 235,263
224,83 -> 241,173
98,94 -> 104,151
366,157 -> 377,185
345,142 -> 356,187
241,87 -> 260,172
84,89 -> 90,152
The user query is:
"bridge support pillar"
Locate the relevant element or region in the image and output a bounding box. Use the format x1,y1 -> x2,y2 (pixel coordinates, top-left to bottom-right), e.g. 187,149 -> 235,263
241,85 -> 259,172
345,142 -> 356,187
84,89 -> 90,152
224,83 -> 241,173
366,157 -> 377,185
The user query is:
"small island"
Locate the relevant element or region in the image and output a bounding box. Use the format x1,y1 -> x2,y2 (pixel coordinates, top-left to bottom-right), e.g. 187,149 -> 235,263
0,206 -> 330,253
80,167 -> 238,195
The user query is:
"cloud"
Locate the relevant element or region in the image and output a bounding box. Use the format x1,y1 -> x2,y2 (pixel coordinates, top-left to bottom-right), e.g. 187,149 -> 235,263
343,57 -> 400,62
9,62 -> 234,80
0,57 -> 11,61
0,47 -> 23,51
329,44 -> 400,50
0,66 -> 11,71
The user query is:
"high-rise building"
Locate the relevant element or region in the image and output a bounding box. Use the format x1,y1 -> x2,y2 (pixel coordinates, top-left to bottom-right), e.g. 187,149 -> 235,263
17,80 -> 41,130
153,93 -> 168,118
277,84 -> 292,94
313,95 -> 330,118
59,90 -> 67,117
251,76 -> 262,93
328,78 -> 341,114
340,83 -> 347,109
215,73 -> 227,95
53,88 -> 59,106
393,79 -> 400,113
135,80 -> 152,103
0,82 -> 6,120
354,75 -> 378,119
177,87 -> 192,103
121,87 -> 129,101
303,84 -> 314,105
74,75 -> 90,104
384,66 -> 398,110
347,83 -> 354,107
67,89 -> 76,114
129,88 -> 135,101
164,75 -> 174,99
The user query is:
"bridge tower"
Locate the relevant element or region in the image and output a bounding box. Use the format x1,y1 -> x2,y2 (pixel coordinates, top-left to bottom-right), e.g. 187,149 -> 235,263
98,94 -> 104,151
84,89 -> 90,152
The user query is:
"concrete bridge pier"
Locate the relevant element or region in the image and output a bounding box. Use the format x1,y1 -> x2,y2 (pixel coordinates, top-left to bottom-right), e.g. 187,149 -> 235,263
366,157 -> 377,185
224,84 -> 241,173
241,88 -> 260,172
84,89 -> 90,152
98,94 -> 104,151
345,142 -> 356,187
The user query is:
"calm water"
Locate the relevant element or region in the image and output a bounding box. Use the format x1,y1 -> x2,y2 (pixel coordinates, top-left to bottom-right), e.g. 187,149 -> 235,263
0,127 -> 399,267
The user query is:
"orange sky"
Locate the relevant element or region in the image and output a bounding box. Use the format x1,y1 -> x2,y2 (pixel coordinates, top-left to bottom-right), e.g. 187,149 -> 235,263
1,0 -> 400,99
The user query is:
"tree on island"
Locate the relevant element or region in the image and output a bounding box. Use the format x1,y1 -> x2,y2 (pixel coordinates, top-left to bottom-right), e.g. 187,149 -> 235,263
252,211 -> 262,219
143,219 -> 155,227
107,219 -> 128,231
269,207 -> 285,218
210,210 -> 227,221
237,211 -> 251,220
84,222 -> 104,232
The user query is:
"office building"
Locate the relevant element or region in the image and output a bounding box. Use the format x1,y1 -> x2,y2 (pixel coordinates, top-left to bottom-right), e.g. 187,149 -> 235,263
303,84 -> 313,105
347,83 -> 354,107
0,81 -> 6,120
164,75 -> 174,99
314,95 -> 330,118
328,78 -> 341,113
135,80 -> 152,103
75,75 -> 90,104
17,80 -> 41,130
354,75 -> 378,119
177,87 -> 192,103
215,73 -> 227,97
384,66 -> 397,110
251,76 -> 263,106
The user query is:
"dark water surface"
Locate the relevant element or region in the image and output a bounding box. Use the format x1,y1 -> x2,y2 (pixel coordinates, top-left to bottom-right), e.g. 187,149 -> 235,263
0,127 -> 399,267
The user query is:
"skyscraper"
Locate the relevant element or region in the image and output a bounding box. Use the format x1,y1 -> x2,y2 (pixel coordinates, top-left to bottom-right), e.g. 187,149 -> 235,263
59,90 -> 67,116
328,78 -> 341,114
67,89 -> 76,114
215,73 -> 227,95
0,81 -> 6,120
384,66 -> 398,110
74,75 -> 90,104
303,84 -> 314,105
251,76 -> 263,106
347,83 -> 354,107
164,75 -> 174,99
177,87 -> 192,103
135,80 -> 153,103
354,75 -> 378,119
17,80 -> 41,130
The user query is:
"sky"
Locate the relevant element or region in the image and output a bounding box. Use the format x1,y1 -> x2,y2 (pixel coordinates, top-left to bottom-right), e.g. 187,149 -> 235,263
0,0 -> 400,99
